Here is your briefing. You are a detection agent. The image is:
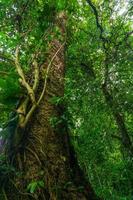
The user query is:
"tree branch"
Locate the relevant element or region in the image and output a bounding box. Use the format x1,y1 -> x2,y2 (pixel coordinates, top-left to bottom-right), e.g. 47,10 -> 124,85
17,59 -> 39,127
32,59 -> 39,92
15,46 -> 36,104
20,41 -> 65,128
37,41 -> 65,105
0,71 -> 9,76
0,52 -> 14,65
86,0 -> 108,44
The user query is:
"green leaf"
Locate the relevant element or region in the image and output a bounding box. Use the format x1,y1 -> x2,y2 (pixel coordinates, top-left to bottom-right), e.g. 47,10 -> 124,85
27,181 -> 38,194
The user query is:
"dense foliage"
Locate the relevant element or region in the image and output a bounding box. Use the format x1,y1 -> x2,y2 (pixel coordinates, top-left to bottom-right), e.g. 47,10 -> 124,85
0,0 -> 132,199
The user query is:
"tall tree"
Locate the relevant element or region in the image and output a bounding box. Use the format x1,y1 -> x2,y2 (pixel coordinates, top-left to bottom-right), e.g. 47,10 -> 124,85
0,1 -> 99,199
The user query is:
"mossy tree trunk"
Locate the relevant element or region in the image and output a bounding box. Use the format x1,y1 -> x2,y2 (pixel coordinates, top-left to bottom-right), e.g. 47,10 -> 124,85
5,13 -> 99,200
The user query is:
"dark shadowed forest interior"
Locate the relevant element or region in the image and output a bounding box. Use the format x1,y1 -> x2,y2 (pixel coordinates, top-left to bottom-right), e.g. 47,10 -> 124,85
0,0 -> 133,199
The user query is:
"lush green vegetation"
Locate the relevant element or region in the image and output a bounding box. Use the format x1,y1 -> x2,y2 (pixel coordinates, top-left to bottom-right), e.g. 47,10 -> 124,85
0,0 -> 132,199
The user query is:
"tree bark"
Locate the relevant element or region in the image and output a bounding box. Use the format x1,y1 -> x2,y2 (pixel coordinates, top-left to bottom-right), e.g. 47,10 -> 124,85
5,12 -> 99,200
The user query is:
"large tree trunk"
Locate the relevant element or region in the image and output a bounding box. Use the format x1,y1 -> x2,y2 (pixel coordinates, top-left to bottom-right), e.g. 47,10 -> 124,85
4,13 -> 99,200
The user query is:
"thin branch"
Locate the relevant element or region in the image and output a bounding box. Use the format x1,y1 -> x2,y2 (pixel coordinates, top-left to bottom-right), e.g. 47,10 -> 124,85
17,60 -> 39,122
15,48 -> 40,127
25,146 -> 41,165
86,0 -> 110,86
111,134 -> 122,141
20,42 -> 65,128
17,61 -> 39,127
32,59 -> 39,92
87,0 -> 103,32
0,71 -> 9,76
20,103 -> 36,128
86,0 -> 108,44
15,46 -> 36,104
0,52 -> 14,65
37,41 -> 65,105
